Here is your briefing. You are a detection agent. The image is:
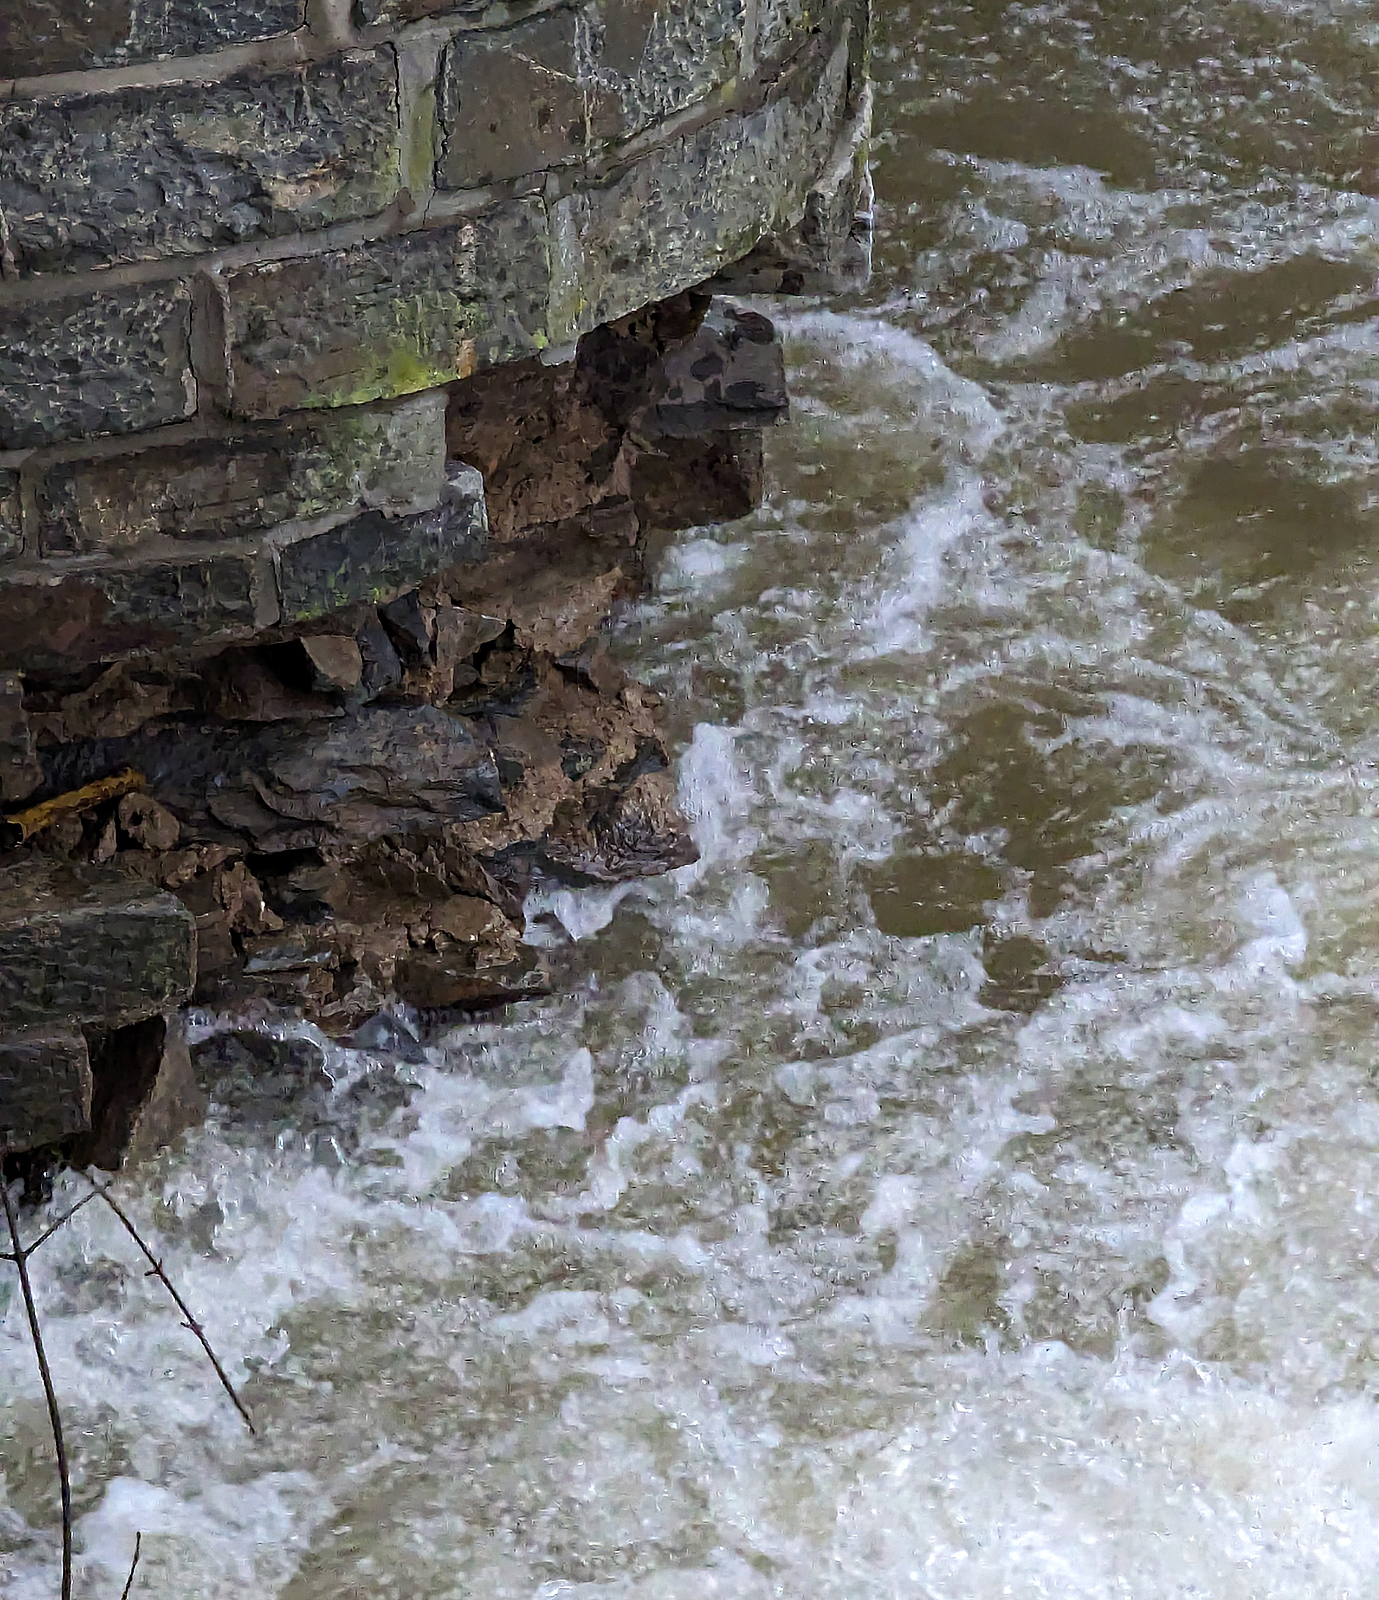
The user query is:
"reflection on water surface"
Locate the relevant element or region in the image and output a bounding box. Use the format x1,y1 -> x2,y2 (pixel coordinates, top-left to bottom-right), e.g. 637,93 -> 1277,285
8,1 -> 1379,1594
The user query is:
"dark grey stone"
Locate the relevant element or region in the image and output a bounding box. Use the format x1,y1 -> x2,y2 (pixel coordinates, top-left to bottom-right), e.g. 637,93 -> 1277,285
435,0 -> 745,191
354,0 -> 490,22
191,1027 -> 330,1121
0,0 -> 306,77
55,703 -> 503,849
0,1027 -> 92,1154
0,672 -> 42,803
0,281 -> 195,450
357,612 -> 405,698
348,1008 -> 426,1062
0,861 -> 195,1035
0,471 -> 21,562
73,1012 -> 206,1171
33,395 -> 447,558
0,550 -> 271,672
643,301 -> 787,437
260,705 -> 502,825
277,462 -> 487,621
380,590 -> 434,663
225,204 -> 551,418
548,36 -> 848,339
0,52 -> 399,277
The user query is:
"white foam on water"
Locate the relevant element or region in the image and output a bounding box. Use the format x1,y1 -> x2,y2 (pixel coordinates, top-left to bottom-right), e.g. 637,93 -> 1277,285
12,12 -> 1379,1590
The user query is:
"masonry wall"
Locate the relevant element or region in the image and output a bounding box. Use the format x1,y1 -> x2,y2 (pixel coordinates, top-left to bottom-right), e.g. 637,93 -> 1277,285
0,0 -> 871,672
0,0 -> 871,1162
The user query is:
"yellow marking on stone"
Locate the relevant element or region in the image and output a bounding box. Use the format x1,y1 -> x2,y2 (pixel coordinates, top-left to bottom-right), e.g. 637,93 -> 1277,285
5,769 -> 147,842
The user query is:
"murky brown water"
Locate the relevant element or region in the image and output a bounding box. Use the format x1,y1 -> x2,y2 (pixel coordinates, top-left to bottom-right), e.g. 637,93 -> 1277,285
8,3 -> 1379,1594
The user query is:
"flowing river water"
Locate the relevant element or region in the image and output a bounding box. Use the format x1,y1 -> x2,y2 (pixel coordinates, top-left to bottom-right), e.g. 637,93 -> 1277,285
8,1 -> 1379,1593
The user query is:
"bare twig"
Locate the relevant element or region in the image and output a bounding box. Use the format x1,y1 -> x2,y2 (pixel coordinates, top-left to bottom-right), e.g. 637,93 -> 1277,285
118,1532 -> 143,1600
0,1191 -> 100,1262
1,1179 -> 73,1600
83,1173 -> 255,1435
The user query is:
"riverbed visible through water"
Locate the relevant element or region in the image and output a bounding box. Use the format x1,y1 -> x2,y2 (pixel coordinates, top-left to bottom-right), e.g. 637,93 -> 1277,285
8,2 -> 1379,1594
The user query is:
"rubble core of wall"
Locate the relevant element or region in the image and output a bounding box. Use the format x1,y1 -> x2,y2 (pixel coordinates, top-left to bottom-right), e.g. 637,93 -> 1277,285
0,0 -> 871,1164
0,294 -> 791,1163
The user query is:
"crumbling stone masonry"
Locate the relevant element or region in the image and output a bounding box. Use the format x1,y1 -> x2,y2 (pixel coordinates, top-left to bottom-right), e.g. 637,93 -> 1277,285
0,0 -> 871,1162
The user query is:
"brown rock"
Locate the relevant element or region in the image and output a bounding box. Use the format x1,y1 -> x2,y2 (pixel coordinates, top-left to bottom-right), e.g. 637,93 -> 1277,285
158,843 -> 238,891
71,1013 -> 205,1172
117,791 -> 181,853
216,861 -> 284,935
93,816 -> 119,863
395,951 -> 544,1012
58,665 -> 177,742
205,649 -> 341,723
302,635 -> 364,693
555,639 -> 627,698
429,894 -> 507,946
433,605 -> 506,670
452,508 -> 634,658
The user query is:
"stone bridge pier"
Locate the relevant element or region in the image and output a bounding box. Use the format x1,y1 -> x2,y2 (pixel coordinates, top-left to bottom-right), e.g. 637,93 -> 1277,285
0,0 -> 871,1162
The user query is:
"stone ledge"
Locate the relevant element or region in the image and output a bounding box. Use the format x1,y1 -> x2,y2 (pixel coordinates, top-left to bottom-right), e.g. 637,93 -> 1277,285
0,460 -> 485,670
23,393 -> 447,559
0,859 -> 196,1035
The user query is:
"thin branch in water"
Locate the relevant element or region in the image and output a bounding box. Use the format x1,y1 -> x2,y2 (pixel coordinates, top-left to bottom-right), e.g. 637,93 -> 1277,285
83,1172 -> 256,1435
1,1179 -> 73,1600
118,1532 -> 143,1600
0,1190 -> 101,1262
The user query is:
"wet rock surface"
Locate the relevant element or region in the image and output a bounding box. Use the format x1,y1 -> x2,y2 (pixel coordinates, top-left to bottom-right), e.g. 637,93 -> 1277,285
0,296 -> 784,1162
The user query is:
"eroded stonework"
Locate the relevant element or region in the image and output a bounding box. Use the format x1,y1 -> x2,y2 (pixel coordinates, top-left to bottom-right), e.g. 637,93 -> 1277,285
0,0 -> 872,1165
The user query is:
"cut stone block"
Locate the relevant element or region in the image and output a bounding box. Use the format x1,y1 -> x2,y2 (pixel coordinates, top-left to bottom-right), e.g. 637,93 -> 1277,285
0,550 -> 273,672
0,281 -> 195,450
224,204 -> 551,418
592,0 -> 745,135
276,462 -> 487,620
434,0 -> 744,184
0,51 -> 399,277
0,1027 -> 92,1155
0,0 -> 306,77
548,36 -> 848,340
0,861 -> 196,1035
438,10 -> 593,187
34,394 -> 447,558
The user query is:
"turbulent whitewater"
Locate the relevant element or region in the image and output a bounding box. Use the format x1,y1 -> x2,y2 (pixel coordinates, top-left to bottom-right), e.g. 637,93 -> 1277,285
7,1 -> 1379,1594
